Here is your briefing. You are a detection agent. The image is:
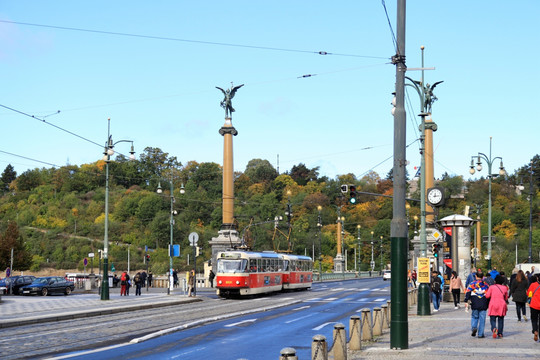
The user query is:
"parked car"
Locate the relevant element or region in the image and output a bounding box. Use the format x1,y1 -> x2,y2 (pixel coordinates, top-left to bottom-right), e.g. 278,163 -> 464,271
382,270 -> 391,281
0,275 -> 36,295
20,276 -> 75,296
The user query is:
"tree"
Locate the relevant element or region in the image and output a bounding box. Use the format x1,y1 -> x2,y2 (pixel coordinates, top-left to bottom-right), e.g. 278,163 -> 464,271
288,163 -> 319,186
244,159 -> 278,184
1,164 -> 16,193
0,222 -> 32,270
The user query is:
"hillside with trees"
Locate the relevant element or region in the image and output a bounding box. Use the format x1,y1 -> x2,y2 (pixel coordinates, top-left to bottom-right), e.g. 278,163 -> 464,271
1,149 -> 538,276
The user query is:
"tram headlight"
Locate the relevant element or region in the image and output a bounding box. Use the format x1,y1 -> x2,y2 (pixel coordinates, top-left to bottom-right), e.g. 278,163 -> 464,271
218,280 -> 222,285
236,280 -> 240,285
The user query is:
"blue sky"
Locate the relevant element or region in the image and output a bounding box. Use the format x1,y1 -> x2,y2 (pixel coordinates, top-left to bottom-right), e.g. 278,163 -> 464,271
1,1 -> 538,182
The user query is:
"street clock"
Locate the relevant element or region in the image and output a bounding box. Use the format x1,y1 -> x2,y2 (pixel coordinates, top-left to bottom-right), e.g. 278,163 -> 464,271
426,186 -> 445,207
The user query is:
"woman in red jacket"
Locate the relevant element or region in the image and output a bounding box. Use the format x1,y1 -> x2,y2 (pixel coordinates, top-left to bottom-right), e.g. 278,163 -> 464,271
527,273 -> 540,342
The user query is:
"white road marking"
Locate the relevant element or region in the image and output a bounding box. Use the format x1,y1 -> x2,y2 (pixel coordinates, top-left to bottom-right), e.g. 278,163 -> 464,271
293,305 -> 311,311
285,314 -> 315,324
312,322 -> 336,331
224,319 -> 257,327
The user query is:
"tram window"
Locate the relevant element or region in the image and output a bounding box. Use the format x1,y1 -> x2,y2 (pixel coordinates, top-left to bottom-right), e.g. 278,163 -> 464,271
250,259 -> 257,272
283,260 -> 289,271
217,259 -> 248,273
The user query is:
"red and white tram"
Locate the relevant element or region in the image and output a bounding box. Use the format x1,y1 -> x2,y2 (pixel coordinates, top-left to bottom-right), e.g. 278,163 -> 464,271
215,250 -> 312,298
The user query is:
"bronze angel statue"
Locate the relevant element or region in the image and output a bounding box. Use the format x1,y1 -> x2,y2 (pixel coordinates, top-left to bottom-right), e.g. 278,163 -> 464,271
216,83 -> 244,119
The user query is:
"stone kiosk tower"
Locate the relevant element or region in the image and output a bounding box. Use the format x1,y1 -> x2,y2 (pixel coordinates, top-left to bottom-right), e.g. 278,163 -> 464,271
209,84 -> 244,267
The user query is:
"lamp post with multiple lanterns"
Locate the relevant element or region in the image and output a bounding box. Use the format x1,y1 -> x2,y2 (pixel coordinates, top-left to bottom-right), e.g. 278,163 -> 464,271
469,137 -> 506,270
101,118 -> 135,301
157,178 -> 185,295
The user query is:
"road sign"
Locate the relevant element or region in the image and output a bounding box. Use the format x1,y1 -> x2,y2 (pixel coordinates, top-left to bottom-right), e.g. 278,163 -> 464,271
88,252 -> 95,258
111,263 -> 116,272
84,258 -> 88,266
189,232 -> 199,246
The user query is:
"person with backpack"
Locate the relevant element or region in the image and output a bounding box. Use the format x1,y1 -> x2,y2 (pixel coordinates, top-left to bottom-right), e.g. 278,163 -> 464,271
464,271 -> 490,338
120,271 -> 130,296
134,272 -> 143,296
431,270 -> 443,312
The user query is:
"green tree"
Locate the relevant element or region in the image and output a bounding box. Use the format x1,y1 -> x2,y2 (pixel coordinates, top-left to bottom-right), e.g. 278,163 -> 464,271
1,164 -> 16,193
244,159 -> 278,184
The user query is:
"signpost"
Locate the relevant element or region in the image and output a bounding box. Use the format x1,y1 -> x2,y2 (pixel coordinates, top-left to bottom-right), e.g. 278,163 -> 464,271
189,232 -> 199,297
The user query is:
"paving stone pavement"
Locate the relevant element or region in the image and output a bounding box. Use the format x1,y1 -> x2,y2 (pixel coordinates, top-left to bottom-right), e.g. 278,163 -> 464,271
352,301 -> 539,359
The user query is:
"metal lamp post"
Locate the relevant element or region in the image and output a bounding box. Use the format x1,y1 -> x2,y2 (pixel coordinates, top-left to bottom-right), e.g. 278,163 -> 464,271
101,118 -> 135,301
157,179 -> 185,295
357,225 -> 361,274
469,137 -> 505,270
380,235 -> 384,272
370,231 -> 375,274
317,205 -> 323,281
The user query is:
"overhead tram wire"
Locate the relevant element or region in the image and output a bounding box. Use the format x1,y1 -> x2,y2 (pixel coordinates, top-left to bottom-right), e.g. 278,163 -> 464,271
0,20 -> 388,60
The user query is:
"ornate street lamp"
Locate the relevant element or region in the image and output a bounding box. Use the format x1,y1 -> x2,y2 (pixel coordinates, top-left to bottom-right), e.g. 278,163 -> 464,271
469,137 -> 505,270
101,118 -> 135,301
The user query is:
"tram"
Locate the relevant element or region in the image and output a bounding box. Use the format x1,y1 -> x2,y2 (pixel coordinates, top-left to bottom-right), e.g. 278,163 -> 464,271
215,250 -> 313,298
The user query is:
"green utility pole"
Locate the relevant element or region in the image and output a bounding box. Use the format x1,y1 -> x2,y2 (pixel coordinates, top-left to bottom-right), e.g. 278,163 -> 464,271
390,0 -> 408,349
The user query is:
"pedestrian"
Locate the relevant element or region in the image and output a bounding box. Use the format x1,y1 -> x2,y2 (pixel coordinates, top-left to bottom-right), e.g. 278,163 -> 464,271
465,267 -> 477,289
148,271 -> 153,287
141,271 -> 147,288
449,270 -> 465,309
126,277 -> 131,296
527,273 -> 540,342
486,275 -> 509,338
510,270 -> 529,322
134,272 -> 142,296
484,273 -> 495,286
173,269 -> 178,288
509,267 -> 519,290
489,267 -> 500,280
464,270 -> 489,338
120,271 -> 129,296
528,266 -> 536,284
411,270 -> 417,288
431,270 -> 443,312
209,269 -> 215,288
187,270 -> 195,297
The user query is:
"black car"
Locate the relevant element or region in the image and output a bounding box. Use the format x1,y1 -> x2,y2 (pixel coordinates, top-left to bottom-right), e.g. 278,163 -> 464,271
0,275 -> 36,295
20,276 -> 75,296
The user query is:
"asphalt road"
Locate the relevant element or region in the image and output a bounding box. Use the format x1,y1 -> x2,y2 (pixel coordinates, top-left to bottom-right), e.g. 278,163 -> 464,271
51,278 -> 390,360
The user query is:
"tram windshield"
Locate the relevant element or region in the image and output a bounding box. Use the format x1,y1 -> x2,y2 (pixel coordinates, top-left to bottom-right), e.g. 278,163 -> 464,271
217,259 -> 248,273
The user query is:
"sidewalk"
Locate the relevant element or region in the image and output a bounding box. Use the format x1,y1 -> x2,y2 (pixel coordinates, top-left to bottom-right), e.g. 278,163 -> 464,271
357,301 -> 539,359
0,286 -> 203,329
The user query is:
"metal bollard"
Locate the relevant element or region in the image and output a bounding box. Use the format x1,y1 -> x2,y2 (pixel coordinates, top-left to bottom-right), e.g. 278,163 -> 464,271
360,308 -> 373,341
372,307 -> 383,336
381,304 -> 389,329
312,335 -> 328,360
332,323 -> 347,360
279,347 -> 298,360
349,315 -> 362,350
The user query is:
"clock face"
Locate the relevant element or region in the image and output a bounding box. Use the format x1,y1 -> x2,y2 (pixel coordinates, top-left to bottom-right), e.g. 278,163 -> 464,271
427,188 -> 443,205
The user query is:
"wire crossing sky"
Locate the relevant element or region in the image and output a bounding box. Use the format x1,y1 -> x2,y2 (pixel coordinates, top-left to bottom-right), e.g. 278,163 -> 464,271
1,1 -> 538,181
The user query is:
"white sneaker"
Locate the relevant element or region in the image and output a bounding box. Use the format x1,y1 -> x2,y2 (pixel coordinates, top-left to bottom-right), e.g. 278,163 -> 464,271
433,309 -> 438,312
455,306 -> 458,309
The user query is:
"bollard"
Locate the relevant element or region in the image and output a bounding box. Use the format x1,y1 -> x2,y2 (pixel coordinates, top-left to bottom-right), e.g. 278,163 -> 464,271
412,288 -> 417,305
349,315 -> 361,350
372,307 -> 383,336
312,335 -> 328,360
360,308 -> 373,341
332,323 -> 347,360
387,300 -> 391,320
279,347 -> 298,360
381,304 -> 389,329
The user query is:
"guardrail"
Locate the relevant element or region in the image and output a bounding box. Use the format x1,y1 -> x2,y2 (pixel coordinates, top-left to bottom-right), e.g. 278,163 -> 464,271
313,271 -> 383,282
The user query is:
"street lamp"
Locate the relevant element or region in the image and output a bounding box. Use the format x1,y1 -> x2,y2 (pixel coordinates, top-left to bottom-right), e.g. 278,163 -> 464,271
285,190 -> 293,252
370,231 -> 375,274
101,118 -> 135,301
317,205 -> 323,281
357,225 -> 361,273
157,179 -> 185,295
380,235 -> 384,272
469,137 -> 505,270
518,162 -> 534,263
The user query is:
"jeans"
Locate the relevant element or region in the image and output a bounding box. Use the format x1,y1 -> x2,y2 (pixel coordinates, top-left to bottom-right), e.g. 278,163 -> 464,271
431,291 -> 441,310
531,307 -> 540,335
516,301 -> 526,320
490,316 -> 505,335
471,309 -> 487,337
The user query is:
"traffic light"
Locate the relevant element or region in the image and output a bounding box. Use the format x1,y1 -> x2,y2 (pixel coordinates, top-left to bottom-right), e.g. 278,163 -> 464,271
145,254 -> 151,263
340,184 -> 348,194
432,243 -> 440,257
349,185 -> 357,204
